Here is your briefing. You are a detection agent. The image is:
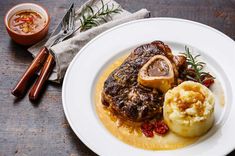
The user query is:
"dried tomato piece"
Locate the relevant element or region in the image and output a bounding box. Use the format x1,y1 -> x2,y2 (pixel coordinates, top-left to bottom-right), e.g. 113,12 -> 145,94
141,122 -> 154,137
142,129 -> 154,137
202,77 -> 214,88
154,120 -> 169,135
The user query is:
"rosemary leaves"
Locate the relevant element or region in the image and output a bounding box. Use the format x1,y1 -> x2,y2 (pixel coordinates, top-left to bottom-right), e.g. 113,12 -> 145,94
79,0 -> 122,31
182,46 -> 215,87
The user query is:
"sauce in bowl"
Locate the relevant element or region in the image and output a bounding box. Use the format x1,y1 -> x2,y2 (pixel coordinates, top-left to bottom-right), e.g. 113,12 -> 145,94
8,10 -> 46,35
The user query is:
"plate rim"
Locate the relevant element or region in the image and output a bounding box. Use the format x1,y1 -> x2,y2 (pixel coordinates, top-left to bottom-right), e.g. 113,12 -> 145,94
62,17 -> 235,155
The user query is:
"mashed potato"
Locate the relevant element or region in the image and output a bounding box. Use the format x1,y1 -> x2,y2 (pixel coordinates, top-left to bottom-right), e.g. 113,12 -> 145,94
163,81 -> 215,137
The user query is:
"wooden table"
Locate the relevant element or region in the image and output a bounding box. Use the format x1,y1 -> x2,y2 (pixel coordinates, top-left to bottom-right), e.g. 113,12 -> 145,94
0,0 -> 234,155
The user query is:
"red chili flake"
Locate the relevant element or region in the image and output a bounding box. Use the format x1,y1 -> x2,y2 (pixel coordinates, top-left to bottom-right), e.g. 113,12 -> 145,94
19,17 -> 33,22
141,122 -> 154,137
154,120 -> 169,135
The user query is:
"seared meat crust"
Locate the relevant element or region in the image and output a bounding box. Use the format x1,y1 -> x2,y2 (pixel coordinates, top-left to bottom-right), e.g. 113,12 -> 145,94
102,41 -> 176,121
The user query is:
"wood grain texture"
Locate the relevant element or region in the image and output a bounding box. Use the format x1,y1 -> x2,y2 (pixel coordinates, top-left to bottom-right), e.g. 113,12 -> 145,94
0,0 -> 234,155
11,47 -> 49,98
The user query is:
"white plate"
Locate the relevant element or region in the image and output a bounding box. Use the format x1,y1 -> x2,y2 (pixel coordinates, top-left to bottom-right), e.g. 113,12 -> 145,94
62,18 -> 235,156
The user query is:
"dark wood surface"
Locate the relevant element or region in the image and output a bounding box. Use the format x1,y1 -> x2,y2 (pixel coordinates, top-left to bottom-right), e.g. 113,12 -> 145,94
0,0 -> 235,155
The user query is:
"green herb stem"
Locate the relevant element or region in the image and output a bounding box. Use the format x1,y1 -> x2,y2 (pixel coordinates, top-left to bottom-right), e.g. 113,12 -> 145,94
183,46 -> 214,84
79,0 -> 122,31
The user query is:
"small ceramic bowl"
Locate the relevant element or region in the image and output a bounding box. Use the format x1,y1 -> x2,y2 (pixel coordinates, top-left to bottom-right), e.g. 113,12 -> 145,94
4,3 -> 50,45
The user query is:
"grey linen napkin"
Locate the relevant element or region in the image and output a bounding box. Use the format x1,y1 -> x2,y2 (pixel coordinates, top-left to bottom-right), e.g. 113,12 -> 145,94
28,0 -> 150,83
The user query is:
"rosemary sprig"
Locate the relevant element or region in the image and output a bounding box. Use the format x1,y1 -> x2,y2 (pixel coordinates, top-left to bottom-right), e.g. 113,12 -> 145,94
182,46 -> 214,84
79,0 -> 122,31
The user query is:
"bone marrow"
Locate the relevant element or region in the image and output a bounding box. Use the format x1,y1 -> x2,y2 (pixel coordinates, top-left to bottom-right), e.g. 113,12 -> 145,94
147,57 -> 170,77
138,55 -> 174,93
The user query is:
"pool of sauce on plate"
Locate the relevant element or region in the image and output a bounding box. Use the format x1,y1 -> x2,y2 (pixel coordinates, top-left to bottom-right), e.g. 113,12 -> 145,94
94,54 -> 201,150
220,93 -> 225,107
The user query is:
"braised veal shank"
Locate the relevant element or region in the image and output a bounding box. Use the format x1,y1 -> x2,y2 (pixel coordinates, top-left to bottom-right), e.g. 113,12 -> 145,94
102,41 -> 184,122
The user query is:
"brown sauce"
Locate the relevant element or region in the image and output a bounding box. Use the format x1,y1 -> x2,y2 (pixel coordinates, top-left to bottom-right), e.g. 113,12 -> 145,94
147,58 -> 169,76
94,54 -> 199,150
9,10 -> 46,34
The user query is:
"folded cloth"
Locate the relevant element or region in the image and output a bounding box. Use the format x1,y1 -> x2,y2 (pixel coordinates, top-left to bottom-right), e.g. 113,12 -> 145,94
28,0 -> 150,83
